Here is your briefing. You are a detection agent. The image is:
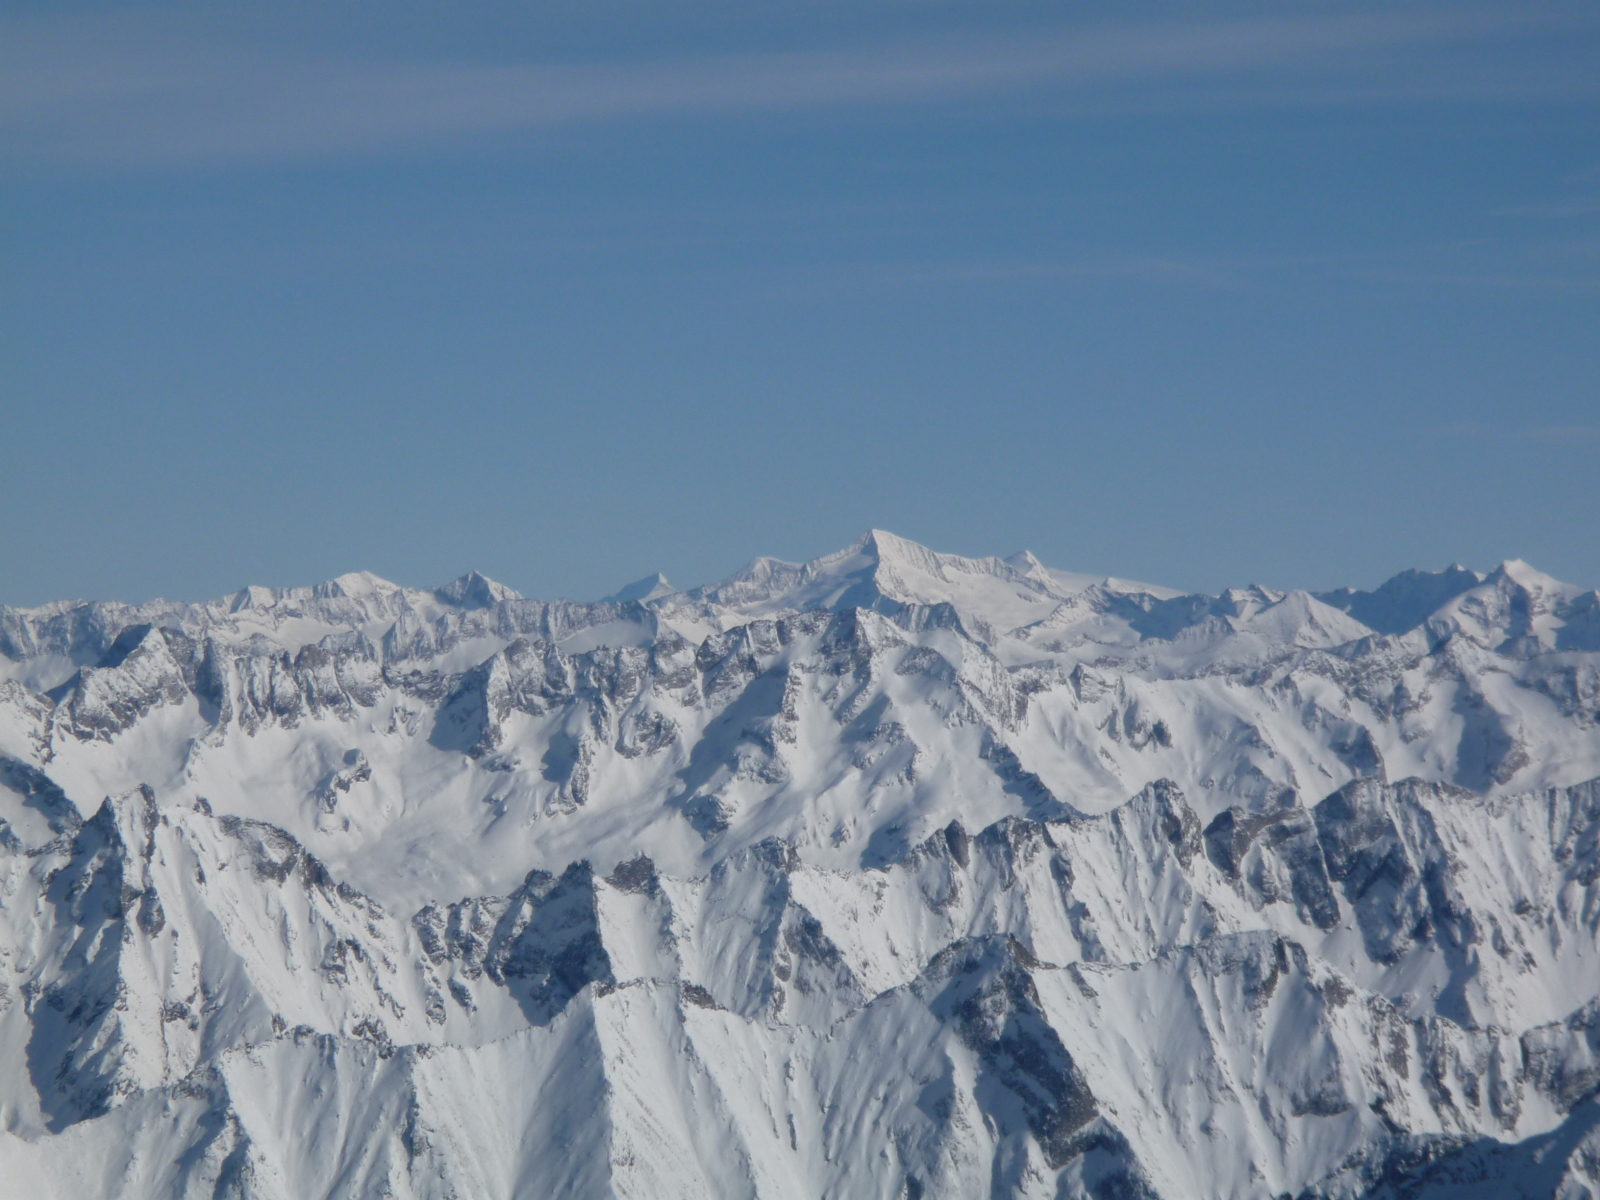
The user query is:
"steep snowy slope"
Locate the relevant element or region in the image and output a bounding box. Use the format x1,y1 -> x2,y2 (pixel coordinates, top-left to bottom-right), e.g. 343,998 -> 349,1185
1,533 -> 1599,1199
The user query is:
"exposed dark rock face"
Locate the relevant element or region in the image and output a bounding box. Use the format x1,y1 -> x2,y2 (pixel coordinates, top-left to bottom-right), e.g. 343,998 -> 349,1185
924,937 -> 1099,1169
1206,804 -> 1341,930
413,862 -> 614,1026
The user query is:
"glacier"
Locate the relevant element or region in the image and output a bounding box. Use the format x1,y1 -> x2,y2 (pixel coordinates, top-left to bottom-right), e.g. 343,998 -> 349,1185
1,529 -> 1598,1198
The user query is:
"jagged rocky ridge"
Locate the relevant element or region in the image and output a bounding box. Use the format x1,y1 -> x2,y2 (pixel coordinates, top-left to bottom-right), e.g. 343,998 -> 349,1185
1,531 -> 1599,1198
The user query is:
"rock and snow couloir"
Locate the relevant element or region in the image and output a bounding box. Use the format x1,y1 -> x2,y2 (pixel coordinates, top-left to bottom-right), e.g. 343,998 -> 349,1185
1,531 -> 1599,1198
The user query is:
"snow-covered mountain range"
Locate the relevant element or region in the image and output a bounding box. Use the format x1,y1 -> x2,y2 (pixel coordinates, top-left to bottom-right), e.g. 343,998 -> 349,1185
2,530 -> 1599,1199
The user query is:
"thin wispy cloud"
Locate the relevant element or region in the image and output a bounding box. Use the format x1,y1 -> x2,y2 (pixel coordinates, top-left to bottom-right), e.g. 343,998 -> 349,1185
1519,425 -> 1600,441
1492,198 -> 1600,219
2,6 -> 1596,170
1320,229 -> 1600,294
1359,269 -> 1600,292
1441,422 -> 1600,441
856,253 -> 1252,290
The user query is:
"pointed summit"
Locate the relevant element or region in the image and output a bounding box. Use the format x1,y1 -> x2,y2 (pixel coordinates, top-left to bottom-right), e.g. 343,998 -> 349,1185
1315,564 -> 1484,635
227,584 -> 279,613
1006,549 -> 1045,571
602,573 -> 675,605
433,571 -> 521,609
690,530 -> 1091,638
1489,558 -> 1582,600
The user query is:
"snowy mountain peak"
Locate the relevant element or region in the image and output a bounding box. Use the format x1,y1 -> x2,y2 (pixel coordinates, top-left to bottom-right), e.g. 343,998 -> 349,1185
1004,548 -> 1047,574
1490,557 -> 1583,599
859,528 -> 1043,600
600,572 -> 675,605
432,570 -> 521,609
223,570 -> 405,614
1316,564 -> 1485,636
226,584 -> 278,613
684,530 -> 1075,636
1003,549 -> 1180,602
322,570 -> 401,599
1419,557 -> 1600,656
1216,584 -> 1286,617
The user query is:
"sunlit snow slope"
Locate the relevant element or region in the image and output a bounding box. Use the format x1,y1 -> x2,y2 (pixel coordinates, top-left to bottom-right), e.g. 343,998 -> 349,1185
2,530 -> 1600,1199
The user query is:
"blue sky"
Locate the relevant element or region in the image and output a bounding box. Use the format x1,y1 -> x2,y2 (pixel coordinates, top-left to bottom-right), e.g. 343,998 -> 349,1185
3,0 -> 1598,605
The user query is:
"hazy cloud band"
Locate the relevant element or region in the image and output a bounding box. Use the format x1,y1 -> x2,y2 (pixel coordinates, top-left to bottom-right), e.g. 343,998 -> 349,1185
2,7 -> 1596,169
